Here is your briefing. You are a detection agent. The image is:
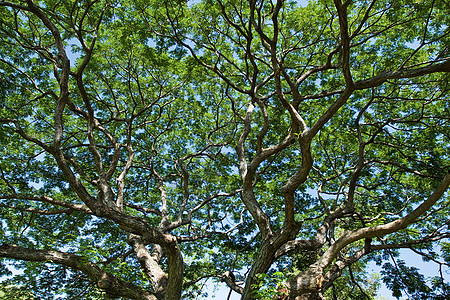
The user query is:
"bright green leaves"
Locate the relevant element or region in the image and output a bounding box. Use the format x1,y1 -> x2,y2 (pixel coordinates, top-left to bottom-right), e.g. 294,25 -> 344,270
1,0 -> 450,299
250,272 -> 287,299
347,0 -> 449,78
0,283 -> 37,300
322,259 -> 380,299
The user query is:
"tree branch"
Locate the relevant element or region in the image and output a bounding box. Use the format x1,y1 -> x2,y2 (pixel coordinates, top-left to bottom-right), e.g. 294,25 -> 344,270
0,244 -> 157,300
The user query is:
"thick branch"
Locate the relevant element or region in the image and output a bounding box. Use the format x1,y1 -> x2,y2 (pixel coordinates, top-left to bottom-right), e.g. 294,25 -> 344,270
286,173 -> 450,295
0,244 -> 156,300
221,271 -> 244,294
128,234 -> 167,300
235,102 -> 273,238
354,59 -> 450,90
334,0 -> 353,85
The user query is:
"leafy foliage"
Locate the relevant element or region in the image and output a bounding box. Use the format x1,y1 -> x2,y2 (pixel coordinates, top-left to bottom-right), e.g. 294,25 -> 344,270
381,259 -> 450,300
0,283 -> 36,300
0,0 -> 450,299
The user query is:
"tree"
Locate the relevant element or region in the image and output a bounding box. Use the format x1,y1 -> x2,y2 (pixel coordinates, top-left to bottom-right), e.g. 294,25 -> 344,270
1,0 -> 450,299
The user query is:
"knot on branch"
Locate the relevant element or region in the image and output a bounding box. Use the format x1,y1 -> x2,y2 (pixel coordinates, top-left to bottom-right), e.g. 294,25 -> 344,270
221,270 -> 235,283
97,274 -> 117,290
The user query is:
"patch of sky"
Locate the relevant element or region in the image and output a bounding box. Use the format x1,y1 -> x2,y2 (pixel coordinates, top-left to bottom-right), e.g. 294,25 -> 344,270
220,145 -> 235,155
296,0 -> 309,7
147,37 -> 157,48
1,263 -> 25,282
187,0 -> 202,7
28,179 -> 43,190
405,39 -> 421,50
65,37 -> 82,64
205,277 -> 242,299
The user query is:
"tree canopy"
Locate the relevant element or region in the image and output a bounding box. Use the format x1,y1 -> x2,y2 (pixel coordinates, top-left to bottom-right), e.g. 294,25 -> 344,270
1,0 -> 450,299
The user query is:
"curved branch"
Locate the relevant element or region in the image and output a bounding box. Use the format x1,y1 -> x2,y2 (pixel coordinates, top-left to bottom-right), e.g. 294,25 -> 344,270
221,270 -> 244,294
0,194 -> 93,214
0,244 -> 156,300
286,172 -> 450,296
354,59 -> 450,90
127,234 -> 167,299
334,0 -> 353,85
